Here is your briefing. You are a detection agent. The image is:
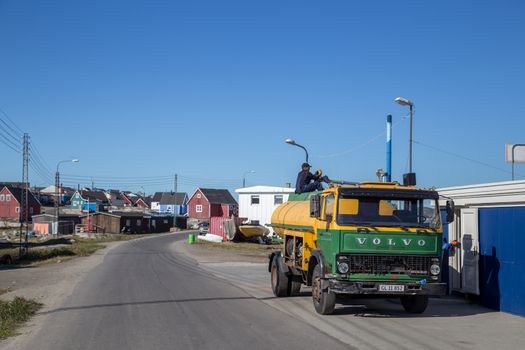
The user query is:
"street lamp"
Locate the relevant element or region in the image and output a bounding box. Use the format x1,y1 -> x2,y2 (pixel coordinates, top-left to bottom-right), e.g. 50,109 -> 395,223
285,138 -> 309,163
55,159 -> 79,234
394,97 -> 414,173
242,170 -> 255,188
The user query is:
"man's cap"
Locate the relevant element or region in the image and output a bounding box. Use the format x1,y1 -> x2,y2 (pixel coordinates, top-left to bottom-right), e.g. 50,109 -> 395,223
302,162 -> 311,168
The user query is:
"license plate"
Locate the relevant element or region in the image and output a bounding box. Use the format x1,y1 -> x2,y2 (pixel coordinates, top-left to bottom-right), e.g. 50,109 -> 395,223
379,284 -> 405,292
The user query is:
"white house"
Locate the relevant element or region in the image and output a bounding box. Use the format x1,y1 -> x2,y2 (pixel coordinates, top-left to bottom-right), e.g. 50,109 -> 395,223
235,185 -> 295,232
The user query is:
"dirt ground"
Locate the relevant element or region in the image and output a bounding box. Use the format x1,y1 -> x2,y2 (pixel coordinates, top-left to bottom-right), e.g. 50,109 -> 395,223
177,239 -> 273,264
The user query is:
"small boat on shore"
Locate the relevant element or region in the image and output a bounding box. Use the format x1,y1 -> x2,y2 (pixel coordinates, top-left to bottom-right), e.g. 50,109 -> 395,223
238,225 -> 270,238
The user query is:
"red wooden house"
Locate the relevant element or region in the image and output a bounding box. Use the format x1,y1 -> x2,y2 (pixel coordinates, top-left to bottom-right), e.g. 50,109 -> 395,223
188,188 -> 238,220
0,186 -> 41,222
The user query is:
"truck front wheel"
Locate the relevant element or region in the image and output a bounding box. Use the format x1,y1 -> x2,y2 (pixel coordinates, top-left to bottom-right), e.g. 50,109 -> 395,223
400,295 -> 429,313
271,257 -> 290,297
311,264 -> 336,315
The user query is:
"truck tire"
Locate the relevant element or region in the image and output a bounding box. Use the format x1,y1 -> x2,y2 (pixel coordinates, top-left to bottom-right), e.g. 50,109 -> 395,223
289,280 -> 301,295
311,264 -> 336,315
401,295 -> 429,313
271,257 -> 290,297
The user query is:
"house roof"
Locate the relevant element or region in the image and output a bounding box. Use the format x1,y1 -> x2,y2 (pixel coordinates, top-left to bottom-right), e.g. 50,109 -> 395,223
79,190 -> 108,202
152,192 -> 163,202
40,185 -> 76,195
0,182 -> 25,188
143,196 -> 153,206
3,186 -> 41,206
198,188 -> 238,205
160,192 -> 188,205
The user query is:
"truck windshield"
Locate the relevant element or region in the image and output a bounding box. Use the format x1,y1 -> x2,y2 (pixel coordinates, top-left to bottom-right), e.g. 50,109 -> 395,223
336,195 -> 440,229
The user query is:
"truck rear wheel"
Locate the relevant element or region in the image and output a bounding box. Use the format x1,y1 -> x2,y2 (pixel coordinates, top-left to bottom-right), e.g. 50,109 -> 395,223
311,264 -> 336,315
401,295 -> 429,313
271,257 -> 290,297
290,280 -> 301,295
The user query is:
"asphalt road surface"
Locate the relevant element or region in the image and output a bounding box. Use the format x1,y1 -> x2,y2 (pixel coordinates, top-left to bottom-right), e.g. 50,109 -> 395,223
12,234 -> 349,350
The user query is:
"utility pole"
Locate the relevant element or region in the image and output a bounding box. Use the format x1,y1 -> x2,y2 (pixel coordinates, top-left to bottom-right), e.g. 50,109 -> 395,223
55,170 -> 60,234
91,177 -> 94,190
172,174 -> 178,229
19,133 -> 29,256
386,114 -> 392,182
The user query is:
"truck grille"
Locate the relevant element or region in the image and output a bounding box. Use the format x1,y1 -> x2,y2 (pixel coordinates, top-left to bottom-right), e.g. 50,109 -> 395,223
344,255 -> 432,275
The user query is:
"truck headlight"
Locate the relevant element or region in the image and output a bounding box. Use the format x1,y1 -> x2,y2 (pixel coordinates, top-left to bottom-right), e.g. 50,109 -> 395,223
430,264 -> 440,276
337,262 -> 349,274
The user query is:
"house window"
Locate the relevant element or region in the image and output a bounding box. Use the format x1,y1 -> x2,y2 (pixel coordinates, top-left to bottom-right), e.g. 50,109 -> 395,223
196,205 -> 203,213
197,193 -> 201,198
126,219 -> 131,226
0,194 -> 4,201
274,195 -> 283,205
15,207 -> 20,213
164,220 -> 168,224
6,195 -> 11,202
251,195 -> 260,205
137,219 -> 142,226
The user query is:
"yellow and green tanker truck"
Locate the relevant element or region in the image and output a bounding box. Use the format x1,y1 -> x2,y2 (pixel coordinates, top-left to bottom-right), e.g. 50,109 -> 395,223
269,181 -> 455,315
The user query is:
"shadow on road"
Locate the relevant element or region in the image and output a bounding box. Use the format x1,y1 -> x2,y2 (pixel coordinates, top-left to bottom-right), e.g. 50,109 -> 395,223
39,295 -> 268,315
331,297 -> 495,318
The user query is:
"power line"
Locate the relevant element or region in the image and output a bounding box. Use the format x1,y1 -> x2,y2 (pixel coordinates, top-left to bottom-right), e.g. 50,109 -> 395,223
0,120 -> 22,143
0,107 -> 24,134
314,115 -> 409,159
29,142 -> 53,174
0,134 -> 21,153
413,140 -> 525,178
29,162 -> 54,183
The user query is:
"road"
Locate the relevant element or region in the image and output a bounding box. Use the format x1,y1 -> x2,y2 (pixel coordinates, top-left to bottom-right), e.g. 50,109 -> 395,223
4,233 -> 525,350
7,233 -> 348,350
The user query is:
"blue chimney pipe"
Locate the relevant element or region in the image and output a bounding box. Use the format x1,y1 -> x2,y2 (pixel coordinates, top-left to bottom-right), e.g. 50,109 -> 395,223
386,114 -> 392,182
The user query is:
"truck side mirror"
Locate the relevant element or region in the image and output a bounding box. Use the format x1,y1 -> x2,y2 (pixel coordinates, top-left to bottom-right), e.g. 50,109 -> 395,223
446,200 -> 455,224
310,194 -> 321,218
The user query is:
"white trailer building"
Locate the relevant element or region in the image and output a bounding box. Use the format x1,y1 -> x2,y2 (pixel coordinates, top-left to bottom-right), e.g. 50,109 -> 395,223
438,180 -> 525,317
235,186 -> 295,232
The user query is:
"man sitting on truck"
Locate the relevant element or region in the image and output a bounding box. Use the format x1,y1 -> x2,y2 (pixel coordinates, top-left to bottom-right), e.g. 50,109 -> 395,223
295,162 -> 324,194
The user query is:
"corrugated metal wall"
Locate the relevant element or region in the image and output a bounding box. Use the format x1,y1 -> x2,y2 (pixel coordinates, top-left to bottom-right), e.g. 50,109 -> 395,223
479,207 -> 525,317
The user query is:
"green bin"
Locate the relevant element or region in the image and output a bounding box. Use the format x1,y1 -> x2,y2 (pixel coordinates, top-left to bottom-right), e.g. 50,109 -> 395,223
188,233 -> 195,244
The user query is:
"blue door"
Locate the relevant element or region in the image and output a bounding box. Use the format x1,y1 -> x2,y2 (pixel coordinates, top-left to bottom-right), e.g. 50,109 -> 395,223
479,207 -> 525,317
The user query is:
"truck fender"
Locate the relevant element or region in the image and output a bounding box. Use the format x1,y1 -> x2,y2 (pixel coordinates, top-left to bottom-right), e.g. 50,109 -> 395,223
268,251 -> 288,274
307,249 -> 327,285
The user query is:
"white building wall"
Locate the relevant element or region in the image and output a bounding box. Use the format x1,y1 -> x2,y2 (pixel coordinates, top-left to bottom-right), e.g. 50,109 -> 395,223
236,186 -> 295,231
438,180 -> 525,207
151,201 -> 160,212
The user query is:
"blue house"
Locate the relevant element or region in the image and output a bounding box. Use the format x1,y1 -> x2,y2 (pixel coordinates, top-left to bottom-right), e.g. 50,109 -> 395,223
151,192 -> 188,215
439,180 -> 525,318
70,190 -> 109,212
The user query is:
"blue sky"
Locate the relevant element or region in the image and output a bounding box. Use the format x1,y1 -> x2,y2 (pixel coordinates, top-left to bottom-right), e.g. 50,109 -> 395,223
1,0 -> 524,196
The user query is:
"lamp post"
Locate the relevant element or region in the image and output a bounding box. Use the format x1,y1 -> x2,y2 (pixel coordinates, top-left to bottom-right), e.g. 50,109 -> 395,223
394,97 -> 414,173
55,159 -> 79,234
242,170 -> 255,188
285,138 -> 309,163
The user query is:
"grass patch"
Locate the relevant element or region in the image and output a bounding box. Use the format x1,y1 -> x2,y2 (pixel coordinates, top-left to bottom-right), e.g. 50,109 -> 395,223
0,233 -> 153,266
0,297 -> 42,339
194,240 -> 280,254
73,234 -> 147,243
18,242 -> 105,266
